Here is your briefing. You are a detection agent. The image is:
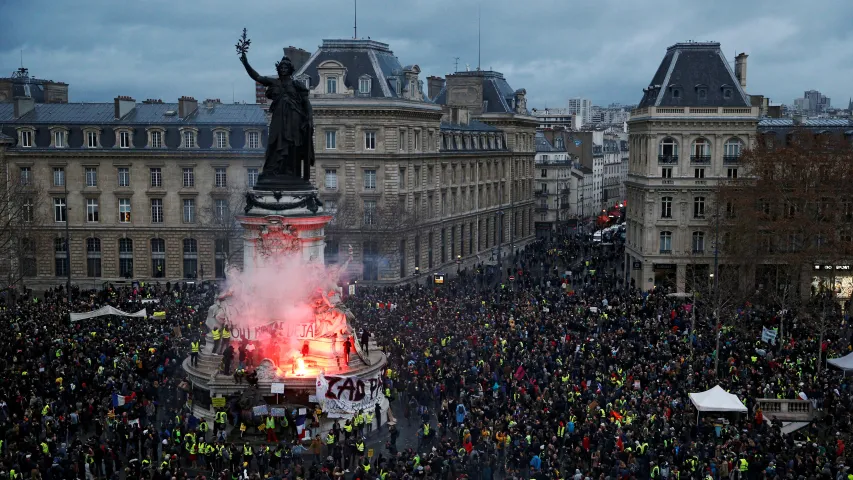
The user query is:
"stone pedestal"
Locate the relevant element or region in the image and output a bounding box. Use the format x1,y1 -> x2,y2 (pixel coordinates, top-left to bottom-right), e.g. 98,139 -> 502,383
239,188 -> 332,274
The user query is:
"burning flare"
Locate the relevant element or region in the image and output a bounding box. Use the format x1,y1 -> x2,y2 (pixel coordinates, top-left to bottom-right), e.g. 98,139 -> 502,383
295,358 -> 308,376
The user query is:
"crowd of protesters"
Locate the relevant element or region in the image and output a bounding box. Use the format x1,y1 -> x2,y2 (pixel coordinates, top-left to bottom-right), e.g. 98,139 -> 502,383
0,226 -> 851,480
346,233 -> 853,480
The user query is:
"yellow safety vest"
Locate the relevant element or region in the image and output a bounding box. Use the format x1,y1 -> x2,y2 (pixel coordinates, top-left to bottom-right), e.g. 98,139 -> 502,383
212,329 -> 221,340
266,417 -> 275,429
326,434 -> 335,445
216,411 -> 226,424
222,328 -> 231,339
357,441 -> 365,452
423,423 -> 430,436
344,424 -> 352,432
191,341 -> 200,353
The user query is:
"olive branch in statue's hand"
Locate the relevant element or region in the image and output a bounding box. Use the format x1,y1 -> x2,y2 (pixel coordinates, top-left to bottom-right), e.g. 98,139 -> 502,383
236,28 -> 251,55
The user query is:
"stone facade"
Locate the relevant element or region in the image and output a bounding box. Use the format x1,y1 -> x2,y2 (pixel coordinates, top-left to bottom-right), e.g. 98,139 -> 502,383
0,97 -> 266,290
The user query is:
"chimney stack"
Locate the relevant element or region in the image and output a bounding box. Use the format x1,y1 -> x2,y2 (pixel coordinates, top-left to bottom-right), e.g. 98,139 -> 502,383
427,76 -> 445,101
734,53 -> 748,89
13,96 -> 35,118
114,95 -> 136,119
283,46 -> 311,72
178,96 -> 198,118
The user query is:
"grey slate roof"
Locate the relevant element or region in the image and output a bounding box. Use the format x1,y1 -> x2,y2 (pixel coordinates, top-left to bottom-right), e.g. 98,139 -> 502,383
0,132 -> 12,142
0,102 -> 267,125
535,132 -> 563,153
758,118 -> 852,128
440,120 -> 499,132
638,42 -> 750,108
432,71 -> 527,114
295,39 -> 426,100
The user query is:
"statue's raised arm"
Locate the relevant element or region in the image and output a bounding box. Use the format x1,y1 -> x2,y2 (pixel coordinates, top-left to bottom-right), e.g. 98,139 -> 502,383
236,28 -> 273,86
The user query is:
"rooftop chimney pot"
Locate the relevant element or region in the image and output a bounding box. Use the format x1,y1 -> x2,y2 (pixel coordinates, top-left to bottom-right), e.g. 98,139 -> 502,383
178,96 -> 198,118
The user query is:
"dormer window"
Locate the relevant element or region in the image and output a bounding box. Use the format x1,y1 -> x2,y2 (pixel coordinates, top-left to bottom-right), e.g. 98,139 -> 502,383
326,76 -> 338,94
358,76 -> 372,95
246,130 -> 261,149
50,127 -> 68,148
213,128 -> 230,149
83,127 -> 102,148
721,85 -> 733,99
17,128 -> 34,148
115,128 -> 133,149
179,127 -> 199,149
295,74 -> 310,90
672,88 -> 680,99
146,127 -> 165,148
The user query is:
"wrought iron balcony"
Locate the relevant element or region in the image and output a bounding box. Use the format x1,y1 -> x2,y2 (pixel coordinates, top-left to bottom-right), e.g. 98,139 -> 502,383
690,155 -> 711,164
658,154 -> 678,164
723,155 -> 741,164
535,205 -> 548,212
659,249 -> 672,254
534,190 -> 548,197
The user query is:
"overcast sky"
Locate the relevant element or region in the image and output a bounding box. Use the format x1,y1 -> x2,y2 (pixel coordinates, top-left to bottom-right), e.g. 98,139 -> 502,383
1,0 -> 851,109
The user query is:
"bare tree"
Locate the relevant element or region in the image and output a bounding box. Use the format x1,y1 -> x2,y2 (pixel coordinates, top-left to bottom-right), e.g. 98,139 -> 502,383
0,156 -> 45,294
717,129 -> 853,363
201,187 -> 247,272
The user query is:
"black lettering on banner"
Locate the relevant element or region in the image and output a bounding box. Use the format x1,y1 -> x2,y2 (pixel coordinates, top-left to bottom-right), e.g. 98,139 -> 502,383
325,376 -> 341,400
324,375 -> 384,403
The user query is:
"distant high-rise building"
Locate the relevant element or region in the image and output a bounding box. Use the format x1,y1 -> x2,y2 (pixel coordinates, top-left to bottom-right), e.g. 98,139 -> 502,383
567,97 -> 592,126
795,89 -> 830,116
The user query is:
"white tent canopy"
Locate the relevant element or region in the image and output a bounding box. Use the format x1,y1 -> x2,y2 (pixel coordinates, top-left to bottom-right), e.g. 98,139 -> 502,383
69,306 -> 147,322
688,385 -> 748,413
827,351 -> 853,372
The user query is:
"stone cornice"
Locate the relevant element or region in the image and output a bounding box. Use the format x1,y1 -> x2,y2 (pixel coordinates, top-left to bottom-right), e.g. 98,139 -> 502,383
4,149 -> 264,160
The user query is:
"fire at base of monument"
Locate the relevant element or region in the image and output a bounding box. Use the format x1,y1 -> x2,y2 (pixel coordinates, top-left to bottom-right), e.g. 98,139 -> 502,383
212,246 -> 354,377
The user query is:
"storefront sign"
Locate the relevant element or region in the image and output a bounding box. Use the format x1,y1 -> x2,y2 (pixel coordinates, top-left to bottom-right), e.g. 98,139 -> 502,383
814,265 -> 851,271
632,261 -> 641,270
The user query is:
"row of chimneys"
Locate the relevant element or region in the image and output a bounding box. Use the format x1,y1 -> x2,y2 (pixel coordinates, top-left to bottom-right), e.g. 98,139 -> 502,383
12,95 -> 219,119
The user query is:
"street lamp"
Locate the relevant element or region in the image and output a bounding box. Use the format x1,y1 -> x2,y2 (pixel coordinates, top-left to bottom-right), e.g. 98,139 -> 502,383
456,254 -> 461,275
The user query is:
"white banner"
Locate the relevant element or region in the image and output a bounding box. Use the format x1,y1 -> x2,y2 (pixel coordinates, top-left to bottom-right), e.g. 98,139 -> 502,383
315,372 -> 383,416
69,306 -> 147,322
760,327 -> 778,344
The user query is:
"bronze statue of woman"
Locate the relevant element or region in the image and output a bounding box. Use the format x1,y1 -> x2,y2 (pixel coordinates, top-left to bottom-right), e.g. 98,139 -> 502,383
237,29 -> 314,186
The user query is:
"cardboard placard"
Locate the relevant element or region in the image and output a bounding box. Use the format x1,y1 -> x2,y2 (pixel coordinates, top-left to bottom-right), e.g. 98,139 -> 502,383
211,397 -> 226,408
368,449 -> 374,458
298,408 -> 307,415
270,407 -> 287,417
270,383 -> 285,394
252,405 -> 269,416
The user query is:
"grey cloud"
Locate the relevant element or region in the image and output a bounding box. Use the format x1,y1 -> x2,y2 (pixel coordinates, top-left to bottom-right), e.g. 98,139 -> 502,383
1,0 -> 850,108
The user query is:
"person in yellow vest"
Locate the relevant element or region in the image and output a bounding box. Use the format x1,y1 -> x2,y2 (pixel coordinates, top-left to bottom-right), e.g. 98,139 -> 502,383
221,326 -> 231,353
343,419 -> 353,440
365,411 -> 374,435
214,410 -> 227,436
212,327 -> 221,353
739,457 -> 749,473
266,415 -> 278,443
356,438 -> 365,454
198,419 -> 208,440
190,338 -> 200,367
354,411 -> 365,436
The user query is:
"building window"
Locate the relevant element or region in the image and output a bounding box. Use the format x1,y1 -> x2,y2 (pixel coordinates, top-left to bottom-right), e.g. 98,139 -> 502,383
215,199 -> 228,223
117,167 -> 130,187
183,238 -> 198,279
325,130 -> 337,150
119,198 -> 131,223
324,169 -> 338,189
363,200 -> 376,225
215,238 -> 229,278
362,241 -> 379,281
723,138 -> 742,161
692,231 -> 705,253
54,238 -> 68,277
662,167 -> 673,179
54,197 -> 67,222
248,131 -> 260,149
723,88 -> 732,99
325,240 -> 340,266
359,77 -> 371,94
399,239 -> 406,277
20,167 -> 31,186
364,131 -> 376,150
399,130 -> 406,151
85,167 -> 98,187
86,198 -> 99,222
215,167 -> 227,188
150,130 -> 163,148
326,76 -> 337,94
151,238 -> 165,278
414,130 -> 421,151
119,238 -> 133,278
86,237 -> 101,277
183,168 -> 195,187
658,137 -> 679,161
150,168 -> 162,187
428,233 -> 434,268
54,130 -> 65,148
694,168 -> 705,179
20,238 -> 36,277
247,168 -> 259,187
53,167 -> 65,187
364,169 -> 377,189
183,130 -> 196,148
694,196 -> 706,218
659,231 -> 672,253
691,138 -> 711,161
661,196 -> 672,219
727,168 -> 738,179
151,198 -> 163,223
87,131 -> 98,148
215,131 -> 228,149
440,228 -> 446,263
119,130 -> 131,148
22,198 -> 33,222
183,198 -> 196,223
